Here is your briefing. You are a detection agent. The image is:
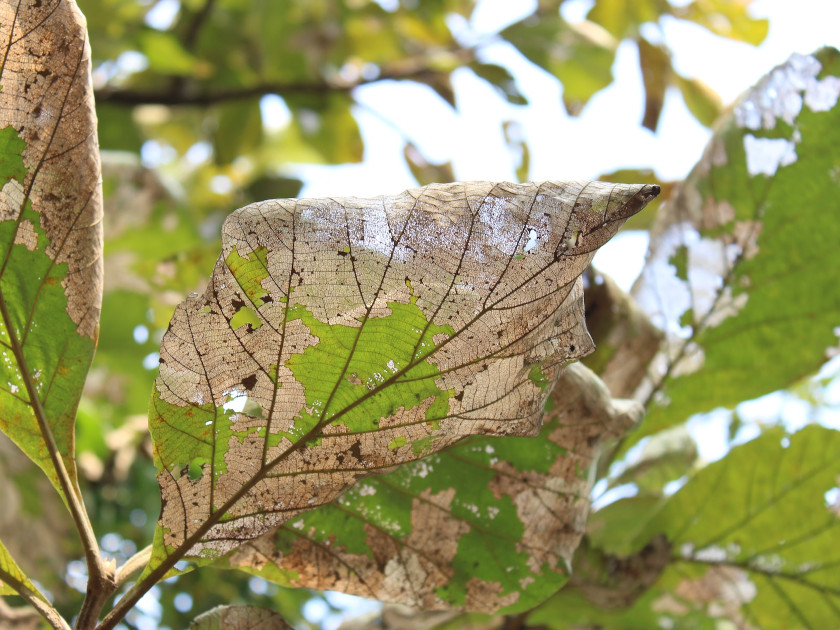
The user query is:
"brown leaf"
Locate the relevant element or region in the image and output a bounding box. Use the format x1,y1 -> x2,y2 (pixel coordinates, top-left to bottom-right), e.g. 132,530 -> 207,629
0,0 -> 103,337
225,363 -> 643,613
190,605 -> 292,630
150,181 -> 659,566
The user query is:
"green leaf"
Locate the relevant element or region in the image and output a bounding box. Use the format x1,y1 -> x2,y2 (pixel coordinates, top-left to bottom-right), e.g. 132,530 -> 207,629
675,73 -> 724,128
403,142 -> 455,186
470,62 -> 528,106
286,94 -> 363,164
0,1 -> 103,492
223,363 -> 643,613
637,38 -> 671,132
138,30 -> 207,76
0,538 -> 43,599
146,181 -> 658,587
586,0 -> 663,39
190,605 -> 292,629
649,426 -> 840,629
676,0 -> 769,46
213,100 -> 264,166
502,17 -> 617,115
631,48 -> 840,445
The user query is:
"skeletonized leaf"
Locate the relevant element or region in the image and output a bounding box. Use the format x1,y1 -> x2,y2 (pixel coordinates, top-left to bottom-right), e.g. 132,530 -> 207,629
631,48 -> 840,445
224,363 -> 642,613
148,180 -> 658,574
0,0 -> 103,491
190,605 -> 292,630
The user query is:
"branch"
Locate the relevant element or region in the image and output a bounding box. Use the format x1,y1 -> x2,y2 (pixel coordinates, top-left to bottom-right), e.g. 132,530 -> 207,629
114,546 -> 152,589
0,295 -> 114,628
94,47 -> 479,107
0,569 -> 70,630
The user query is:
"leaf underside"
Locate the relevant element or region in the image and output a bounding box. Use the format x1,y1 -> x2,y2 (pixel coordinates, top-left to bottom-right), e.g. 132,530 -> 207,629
149,180 -> 659,582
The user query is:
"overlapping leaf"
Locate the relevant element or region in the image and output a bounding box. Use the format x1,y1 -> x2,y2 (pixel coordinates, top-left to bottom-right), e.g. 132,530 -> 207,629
222,363 -> 642,613
148,180 -> 659,575
533,426 -> 840,629
631,48 -> 840,444
0,0 -> 103,491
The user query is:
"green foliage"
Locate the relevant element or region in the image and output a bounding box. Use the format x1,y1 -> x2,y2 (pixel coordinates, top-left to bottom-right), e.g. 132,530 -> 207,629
631,47 -> 840,446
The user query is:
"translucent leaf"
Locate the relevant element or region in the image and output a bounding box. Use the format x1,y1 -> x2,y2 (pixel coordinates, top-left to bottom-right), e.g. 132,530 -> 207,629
147,180 -> 659,578
535,428 -> 840,629
0,0 -> 103,492
631,48 -> 840,445
675,73 -> 723,128
676,0 -> 769,46
223,363 -> 643,613
650,426 -> 840,629
0,538 -> 43,599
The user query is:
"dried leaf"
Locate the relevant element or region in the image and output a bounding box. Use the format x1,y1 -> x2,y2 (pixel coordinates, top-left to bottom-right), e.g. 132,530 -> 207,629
224,363 -> 643,613
190,605 -> 292,630
149,180 -> 659,573
0,0 -> 103,490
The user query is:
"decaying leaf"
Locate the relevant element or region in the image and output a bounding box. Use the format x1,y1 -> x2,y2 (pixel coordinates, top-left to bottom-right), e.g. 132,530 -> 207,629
0,0 -> 103,489
190,605 -> 292,630
149,180 -> 659,572
225,362 -> 643,613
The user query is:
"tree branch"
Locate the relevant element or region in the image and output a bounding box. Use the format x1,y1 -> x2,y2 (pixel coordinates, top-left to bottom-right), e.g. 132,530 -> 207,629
114,546 -> 152,589
0,295 -> 113,629
94,47 -> 479,107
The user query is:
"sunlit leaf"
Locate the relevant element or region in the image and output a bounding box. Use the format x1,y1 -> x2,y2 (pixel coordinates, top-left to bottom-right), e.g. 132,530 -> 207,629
224,363 -> 643,613
146,180 -> 658,582
675,73 -> 723,128
649,426 -> 840,629
502,17 -> 617,116
0,0 -> 103,492
631,48 -> 840,445
676,0 -> 769,46
0,537 -> 44,599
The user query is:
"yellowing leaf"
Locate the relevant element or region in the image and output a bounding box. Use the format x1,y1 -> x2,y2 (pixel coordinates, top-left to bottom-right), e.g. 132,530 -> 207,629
147,180 -> 659,582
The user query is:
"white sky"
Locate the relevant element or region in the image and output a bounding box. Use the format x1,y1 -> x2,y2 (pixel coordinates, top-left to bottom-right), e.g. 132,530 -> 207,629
288,0 -> 840,294
296,0 -> 840,194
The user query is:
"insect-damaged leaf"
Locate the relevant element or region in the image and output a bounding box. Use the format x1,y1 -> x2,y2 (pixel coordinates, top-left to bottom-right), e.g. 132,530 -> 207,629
0,0 -> 103,491
223,363 -> 643,613
631,47 -> 840,446
149,180 -> 659,574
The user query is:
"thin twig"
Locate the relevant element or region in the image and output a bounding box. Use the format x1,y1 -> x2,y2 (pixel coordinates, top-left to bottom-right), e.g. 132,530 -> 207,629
114,546 -> 152,589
